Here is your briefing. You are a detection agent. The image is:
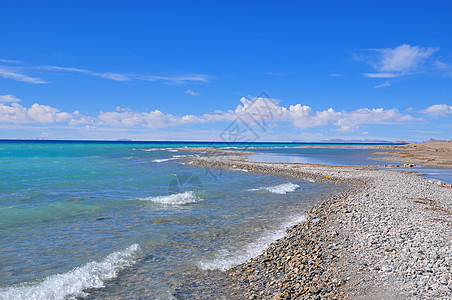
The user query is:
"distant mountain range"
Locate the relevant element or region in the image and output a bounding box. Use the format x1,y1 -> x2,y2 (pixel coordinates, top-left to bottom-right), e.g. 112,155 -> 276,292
292,139 -> 400,144
291,138 -> 450,144
425,138 -> 449,143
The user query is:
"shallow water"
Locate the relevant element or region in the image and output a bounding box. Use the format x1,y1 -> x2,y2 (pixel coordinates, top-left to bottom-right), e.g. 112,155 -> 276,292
0,141 -> 346,299
404,167 -> 452,184
246,147 -> 452,183
246,147 -> 397,166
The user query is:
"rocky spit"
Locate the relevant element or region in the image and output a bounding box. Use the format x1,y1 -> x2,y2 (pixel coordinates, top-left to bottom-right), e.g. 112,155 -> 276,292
183,149 -> 451,299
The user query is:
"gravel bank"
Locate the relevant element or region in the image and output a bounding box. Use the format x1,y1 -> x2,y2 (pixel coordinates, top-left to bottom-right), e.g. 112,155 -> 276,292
372,142 -> 452,168
185,149 -> 451,299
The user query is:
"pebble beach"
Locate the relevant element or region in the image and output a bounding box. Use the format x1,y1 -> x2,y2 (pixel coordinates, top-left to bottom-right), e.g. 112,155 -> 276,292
187,147 -> 452,299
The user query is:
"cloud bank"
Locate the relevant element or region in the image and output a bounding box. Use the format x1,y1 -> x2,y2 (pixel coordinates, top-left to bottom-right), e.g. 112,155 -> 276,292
0,95 -> 436,134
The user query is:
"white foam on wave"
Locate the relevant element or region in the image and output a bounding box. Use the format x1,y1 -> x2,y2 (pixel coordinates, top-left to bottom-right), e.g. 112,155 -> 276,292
139,191 -> 201,205
0,244 -> 142,300
248,182 -> 300,194
198,215 -> 307,271
172,154 -> 190,158
142,148 -> 178,152
152,154 -> 192,163
152,157 -> 178,163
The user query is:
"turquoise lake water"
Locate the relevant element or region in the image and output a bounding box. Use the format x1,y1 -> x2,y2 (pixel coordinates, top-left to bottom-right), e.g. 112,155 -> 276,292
0,141 -> 401,299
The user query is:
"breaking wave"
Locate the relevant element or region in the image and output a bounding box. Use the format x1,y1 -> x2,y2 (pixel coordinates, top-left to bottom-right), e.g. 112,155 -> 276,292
139,191 -> 202,205
152,157 -> 178,163
198,215 -> 307,271
0,244 -> 142,300
248,182 -> 300,194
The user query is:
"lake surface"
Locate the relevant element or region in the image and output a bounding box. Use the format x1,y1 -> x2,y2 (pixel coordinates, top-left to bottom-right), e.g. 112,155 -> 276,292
245,147 -> 452,183
0,141 -> 348,299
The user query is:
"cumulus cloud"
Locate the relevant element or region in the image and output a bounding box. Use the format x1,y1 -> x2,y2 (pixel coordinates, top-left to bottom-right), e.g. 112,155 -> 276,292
361,44 -> 438,79
289,105 -> 339,129
376,44 -> 437,72
420,104 -> 452,117
94,96 -> 420,132
69,111 -> 97,125
201,96 -> 417,132
0,95 -> 95,125
0,94 -> 425,133
0,102 -> 71,123
333,108 -> 416,132
98,107 -> 201,128
0,95 -> 22,103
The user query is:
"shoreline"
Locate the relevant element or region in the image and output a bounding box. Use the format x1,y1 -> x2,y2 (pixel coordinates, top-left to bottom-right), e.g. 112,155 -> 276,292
185,148 -> 451,299
284,142 -> 452,169
372,142 -> 452,169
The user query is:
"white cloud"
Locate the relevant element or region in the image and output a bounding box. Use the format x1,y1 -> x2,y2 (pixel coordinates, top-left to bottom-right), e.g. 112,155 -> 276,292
384,45 -> 436,71
376,44 -> 437,72
0,95 -> 424,133
40,66 -> 132,82
95,72 -> 131,81
200,96 -> 416,132
138,74 -> 210,84
420,104 -> 452,117
0,95 -> 96,125
364,73 -> 401,78
360,44 -> 438,79
334,108 -> 416,132
69,111 -> 97,125
185,89 -> 200,96
0,67 -> 48,84
289,105 -> 340,129
375,82 -> 391,88
0,60 -> 211,85
0,102 -> 71,123
0,95 -> 22,103
0,58 -> 22,64
329,73 -> 346,77
98,108 -> 201,128
435,60 -> 450,69
40,65 -> 210,84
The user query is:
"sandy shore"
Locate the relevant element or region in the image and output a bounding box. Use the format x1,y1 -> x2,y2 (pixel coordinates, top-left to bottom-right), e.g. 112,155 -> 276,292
184,148 -> 451,299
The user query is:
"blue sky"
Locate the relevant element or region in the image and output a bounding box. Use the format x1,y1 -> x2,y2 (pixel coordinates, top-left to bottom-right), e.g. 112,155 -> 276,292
0,0 -> 451,141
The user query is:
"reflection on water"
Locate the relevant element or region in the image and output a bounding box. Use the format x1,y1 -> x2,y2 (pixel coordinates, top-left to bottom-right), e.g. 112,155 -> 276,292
411,167 -> 452,184
246,148 -> 395,166
247,148 -> 452,183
